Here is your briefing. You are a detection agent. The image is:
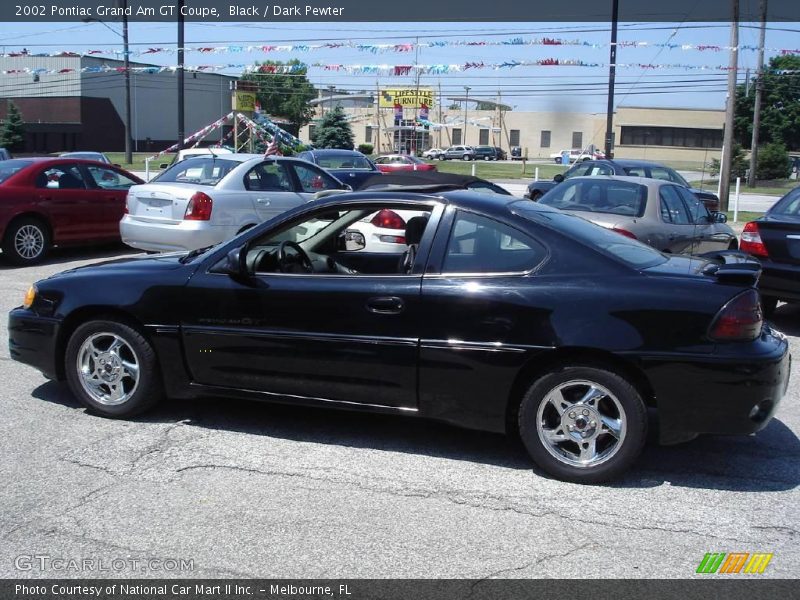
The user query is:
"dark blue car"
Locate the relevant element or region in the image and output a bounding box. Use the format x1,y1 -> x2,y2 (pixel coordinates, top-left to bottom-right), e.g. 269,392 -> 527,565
296,149 -> 381,190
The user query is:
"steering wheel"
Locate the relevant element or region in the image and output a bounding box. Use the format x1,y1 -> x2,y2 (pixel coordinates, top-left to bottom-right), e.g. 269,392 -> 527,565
277,240 -> 314,274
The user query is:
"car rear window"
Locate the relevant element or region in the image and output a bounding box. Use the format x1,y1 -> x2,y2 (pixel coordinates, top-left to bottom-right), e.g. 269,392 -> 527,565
538,178 -> 647,217
316,155 -> 373,170
769,187 -> 800,216
154,157 -> 240,186
0,159 -> 34,183
510,201 -> 667,269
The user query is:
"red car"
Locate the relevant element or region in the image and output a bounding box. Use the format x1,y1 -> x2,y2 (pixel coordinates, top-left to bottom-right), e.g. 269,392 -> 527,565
0,158 -> 142,265
373,154 -> 437,173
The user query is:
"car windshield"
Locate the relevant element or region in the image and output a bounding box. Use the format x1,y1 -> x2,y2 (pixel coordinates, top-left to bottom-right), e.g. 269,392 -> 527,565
538,179 -> 647,217
0,159 -> 34,184
153,157 -> 240,186
769,187 -> 800,216
510,201 -> 667,269
316,155 -> 373,170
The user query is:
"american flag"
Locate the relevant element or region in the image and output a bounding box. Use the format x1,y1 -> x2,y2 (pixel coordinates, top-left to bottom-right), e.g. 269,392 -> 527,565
264,137 -> 282,157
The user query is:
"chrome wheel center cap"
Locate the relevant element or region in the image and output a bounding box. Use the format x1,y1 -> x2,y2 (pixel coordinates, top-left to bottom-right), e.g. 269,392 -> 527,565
563,407 -> 599,439
97,353 -> 122,382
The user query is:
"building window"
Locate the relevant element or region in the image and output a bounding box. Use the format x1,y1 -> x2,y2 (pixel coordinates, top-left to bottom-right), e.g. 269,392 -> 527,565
365,126 -> 373,144
479,129 -> 489,145
540,130 -> 551,148
620,126 -> 723,148
572,132 -> 583,149
308,125 -> 316,141
509,129 -> 520,146
452,128 -> 462,145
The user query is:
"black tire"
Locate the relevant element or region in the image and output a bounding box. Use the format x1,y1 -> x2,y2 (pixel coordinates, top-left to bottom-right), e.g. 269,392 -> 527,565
483,156 -> 491,161
463,154 -> 472,161
554,158 -> 561,164
2,217 -> 51,266
518,364 -> 647,483
728,239 -> 738,250
65,319 -> 164,418
761,295 -> 779,317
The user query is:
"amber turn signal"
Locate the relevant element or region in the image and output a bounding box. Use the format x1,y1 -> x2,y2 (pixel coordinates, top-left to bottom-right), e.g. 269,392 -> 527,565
23,285 -> 36,309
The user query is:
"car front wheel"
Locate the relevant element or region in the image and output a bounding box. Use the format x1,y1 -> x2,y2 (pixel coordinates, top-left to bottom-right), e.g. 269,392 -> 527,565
65,320 -> 164,418
3,217 -> 50,266
518,365 -> 647,483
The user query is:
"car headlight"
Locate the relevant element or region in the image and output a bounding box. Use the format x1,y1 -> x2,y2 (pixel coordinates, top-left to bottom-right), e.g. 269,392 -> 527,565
23,285 -> 36,309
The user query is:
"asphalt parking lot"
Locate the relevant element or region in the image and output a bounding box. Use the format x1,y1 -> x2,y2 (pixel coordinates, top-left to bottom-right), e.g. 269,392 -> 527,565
1,244 -> 798,580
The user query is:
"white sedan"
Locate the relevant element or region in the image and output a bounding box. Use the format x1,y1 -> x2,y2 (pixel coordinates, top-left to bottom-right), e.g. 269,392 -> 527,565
422,148 -> 445,159
120,154 -> 347,253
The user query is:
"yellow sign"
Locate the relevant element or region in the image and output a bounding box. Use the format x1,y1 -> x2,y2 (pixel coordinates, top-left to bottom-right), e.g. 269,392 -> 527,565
233,91 -> 257,112
379,88 -> 435,109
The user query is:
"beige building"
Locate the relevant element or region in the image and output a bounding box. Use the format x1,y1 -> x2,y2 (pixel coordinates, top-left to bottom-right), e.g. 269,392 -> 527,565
300,102 -> 724,165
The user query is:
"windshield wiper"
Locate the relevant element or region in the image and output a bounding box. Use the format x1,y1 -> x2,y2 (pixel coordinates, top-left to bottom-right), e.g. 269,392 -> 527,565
179,245 -> 215,263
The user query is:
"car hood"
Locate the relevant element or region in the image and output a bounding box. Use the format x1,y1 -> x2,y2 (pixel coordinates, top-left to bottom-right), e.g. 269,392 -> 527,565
47,251 -> 190,280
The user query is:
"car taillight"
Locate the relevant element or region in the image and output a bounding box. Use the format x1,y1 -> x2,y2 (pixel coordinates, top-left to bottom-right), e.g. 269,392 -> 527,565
740,221 -> 768,258
709,289 -> 763,342
371,209 -> 406,230
184,192 -> 213,221
612,227 -> 637,239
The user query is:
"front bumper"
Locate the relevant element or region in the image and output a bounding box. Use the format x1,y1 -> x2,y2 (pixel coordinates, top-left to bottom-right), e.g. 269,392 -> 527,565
636,326 -> 790,444
120,216 -> 233,253
8,308 -> 62,380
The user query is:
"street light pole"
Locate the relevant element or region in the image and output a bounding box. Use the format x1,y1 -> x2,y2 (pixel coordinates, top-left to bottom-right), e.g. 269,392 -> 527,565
463,86 -> 471,146
122,0 -> 132,164
177,0 -> 185,150
604,0 -> 619,158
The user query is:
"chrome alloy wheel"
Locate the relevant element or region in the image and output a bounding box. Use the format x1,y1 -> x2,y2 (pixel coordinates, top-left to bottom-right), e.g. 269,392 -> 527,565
536,379 -> 626,468
14,224 -> 45,259
76,333 -> 140,406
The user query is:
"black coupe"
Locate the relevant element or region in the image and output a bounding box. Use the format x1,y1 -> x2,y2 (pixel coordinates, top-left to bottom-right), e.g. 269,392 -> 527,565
9,191 -> 789,483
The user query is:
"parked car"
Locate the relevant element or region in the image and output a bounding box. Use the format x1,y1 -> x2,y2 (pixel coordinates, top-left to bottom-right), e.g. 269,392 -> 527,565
422,148 -> 445,159
60,151 -> 112,164
0,148 -> 12,161
440,145 -> 475,161
120,154 -> 347,253
10,190 -> 788,483
739,185 -> 800,315
494,147 -> 508,161
527,159 -> 720,211
537,176 -> 736,254
473,146 -> 502,161
0,158 -> 142,265
549,148 -> 606,164
373,154 -> 437,173
296,149 -> 380,190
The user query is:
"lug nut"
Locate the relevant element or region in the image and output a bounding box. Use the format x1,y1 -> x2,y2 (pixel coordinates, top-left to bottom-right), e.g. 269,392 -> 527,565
582,409 -> 589,416
590,421 -> 597,428
568,425 -> 574,431
569,411 -> 576,419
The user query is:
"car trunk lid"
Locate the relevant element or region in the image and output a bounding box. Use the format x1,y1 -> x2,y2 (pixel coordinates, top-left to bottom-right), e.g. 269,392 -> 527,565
752,214 -> 800,265
643,252 -> 761,286
126,184 -> 194,222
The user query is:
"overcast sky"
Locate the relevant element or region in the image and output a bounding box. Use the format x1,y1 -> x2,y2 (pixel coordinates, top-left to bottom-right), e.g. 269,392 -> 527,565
1,21 -> 797,114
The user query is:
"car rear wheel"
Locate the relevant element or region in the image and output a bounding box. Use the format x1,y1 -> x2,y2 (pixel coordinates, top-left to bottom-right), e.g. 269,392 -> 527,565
518,365 -> 647,483
3,217 -> 50,266
761,295 -> 779,317
65,320 -> 164,418
462,154 -> 472,161
483,156 -> 491,161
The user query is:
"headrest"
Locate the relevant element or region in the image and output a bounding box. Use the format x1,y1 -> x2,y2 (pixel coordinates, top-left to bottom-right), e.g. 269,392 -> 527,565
405,215 -> 429,246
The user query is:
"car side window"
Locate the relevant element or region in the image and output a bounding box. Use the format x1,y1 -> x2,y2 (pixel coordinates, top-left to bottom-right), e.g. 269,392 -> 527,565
564,163 -> 591,178
587,165 -> 614,176
244,162 -> 293,192
36,165 -> 86,190
651,167 -> 678,183
676,186 -> 711,224
659,186 -> 691,225
291,163 -> 343,193
85,166 -> 138,190
442,211 -> 546,274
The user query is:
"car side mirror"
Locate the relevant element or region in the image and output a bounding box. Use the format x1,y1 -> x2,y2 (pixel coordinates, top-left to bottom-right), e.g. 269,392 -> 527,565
159,163 -> 169,169
340,230 -> 366,251
222,246 -> 249,279
712,211 -> 728,224
553,173 -> 565,183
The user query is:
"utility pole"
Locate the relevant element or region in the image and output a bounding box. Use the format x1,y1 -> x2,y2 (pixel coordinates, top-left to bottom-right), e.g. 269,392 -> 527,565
122,0 -> 132,164
463,86 -> 471,146
437,80 -> 443,149
748,0 -> 768,188
719,0 -> 739,212
177,0 -> 185,150
604,0 -> 619,158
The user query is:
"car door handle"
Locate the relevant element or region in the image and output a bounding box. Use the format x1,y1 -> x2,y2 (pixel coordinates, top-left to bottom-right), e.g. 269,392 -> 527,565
366,296 -> 404,315
256,198 -> 271,205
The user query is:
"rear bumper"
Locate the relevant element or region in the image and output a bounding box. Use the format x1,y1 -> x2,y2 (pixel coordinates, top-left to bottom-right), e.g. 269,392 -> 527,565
8,308 -> 61,380
634,326 -> 790,444
120,216 -> 233,252
758,260 -> 800,302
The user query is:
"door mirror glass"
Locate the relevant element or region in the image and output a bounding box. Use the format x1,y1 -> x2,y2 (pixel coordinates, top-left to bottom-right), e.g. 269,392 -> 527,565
712,211 -> 728,223
341,229 -> 366,251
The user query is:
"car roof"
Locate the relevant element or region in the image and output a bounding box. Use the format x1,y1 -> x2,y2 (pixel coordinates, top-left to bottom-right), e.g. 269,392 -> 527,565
179,153 -> 300,164
306,149 -> 364,155
567,174 -> 666,188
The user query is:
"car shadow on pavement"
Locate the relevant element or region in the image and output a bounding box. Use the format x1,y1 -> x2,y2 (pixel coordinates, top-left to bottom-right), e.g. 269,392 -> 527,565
33,380 -> 800,490
769,302 -> 800,336
0,243 -> 141,269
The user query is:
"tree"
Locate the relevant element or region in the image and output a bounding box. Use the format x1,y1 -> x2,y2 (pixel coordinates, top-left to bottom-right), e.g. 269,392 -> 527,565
756,143 -> 792,180
734,55 -> 800,151
1,101 -> 25,151
311,106 -> 354,149
710,143 -> 748,180
238,59 -> 317,131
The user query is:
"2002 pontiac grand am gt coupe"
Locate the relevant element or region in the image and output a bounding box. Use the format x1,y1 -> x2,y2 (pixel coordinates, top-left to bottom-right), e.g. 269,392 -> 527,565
8,190 -> 790,483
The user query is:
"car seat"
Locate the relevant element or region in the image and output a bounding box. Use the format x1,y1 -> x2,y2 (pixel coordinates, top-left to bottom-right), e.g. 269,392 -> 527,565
398,216 -> 429,273
58,172 -> 84,189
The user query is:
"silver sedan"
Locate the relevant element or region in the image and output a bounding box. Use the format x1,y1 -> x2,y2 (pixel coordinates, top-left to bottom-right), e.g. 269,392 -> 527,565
537,175 -> 737,254
120,154 -> 347,253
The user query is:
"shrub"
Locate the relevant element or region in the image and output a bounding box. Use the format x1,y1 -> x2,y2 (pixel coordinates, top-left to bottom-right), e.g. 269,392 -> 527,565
756,143 -> 792,180
709,143 -> 748,180
357,143 -> 374,155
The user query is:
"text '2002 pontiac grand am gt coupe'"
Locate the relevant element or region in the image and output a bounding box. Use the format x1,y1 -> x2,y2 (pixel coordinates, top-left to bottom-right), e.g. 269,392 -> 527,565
8,190 -> 790,483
